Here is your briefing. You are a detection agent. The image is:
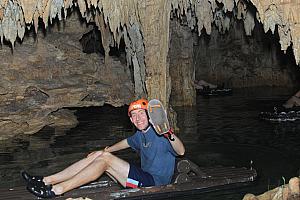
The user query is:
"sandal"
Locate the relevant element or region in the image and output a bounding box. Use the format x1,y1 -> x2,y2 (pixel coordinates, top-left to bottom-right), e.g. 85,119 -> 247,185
26,182 -> 56,199
147,99 -> 170,135
21,171 -> 46,187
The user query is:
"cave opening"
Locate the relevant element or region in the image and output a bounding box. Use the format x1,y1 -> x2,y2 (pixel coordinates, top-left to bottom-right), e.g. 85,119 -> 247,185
79,27 -> 105,55
169,1 -> 300,106
79,22 -> 126,59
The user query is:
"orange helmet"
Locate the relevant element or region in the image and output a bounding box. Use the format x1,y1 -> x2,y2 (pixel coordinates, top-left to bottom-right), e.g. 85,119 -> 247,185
128,99 -> 148,116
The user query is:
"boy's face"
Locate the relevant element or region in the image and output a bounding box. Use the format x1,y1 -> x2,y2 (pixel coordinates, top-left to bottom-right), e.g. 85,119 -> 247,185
130,109 -> 149,131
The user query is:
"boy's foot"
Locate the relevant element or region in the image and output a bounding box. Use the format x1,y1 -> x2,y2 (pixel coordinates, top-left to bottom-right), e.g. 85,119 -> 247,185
21,171 -> 46,187
26,183 -> 56,199
148,99 -> 175,141
147,99 -> 170,135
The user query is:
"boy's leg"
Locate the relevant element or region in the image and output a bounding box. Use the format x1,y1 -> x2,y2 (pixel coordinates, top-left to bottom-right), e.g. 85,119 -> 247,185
52,152 -> 129,195
45,151 -> 104,185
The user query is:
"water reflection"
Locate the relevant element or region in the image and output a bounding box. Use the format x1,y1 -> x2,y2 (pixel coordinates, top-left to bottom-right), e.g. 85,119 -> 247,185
0,88 -> 299,200
175,87 -> 300,199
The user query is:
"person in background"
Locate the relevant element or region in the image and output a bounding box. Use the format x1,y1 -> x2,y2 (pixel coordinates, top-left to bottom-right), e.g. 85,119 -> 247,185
22,98 -> 185,199
283,90 -> 300,108
193,80 -> 217,90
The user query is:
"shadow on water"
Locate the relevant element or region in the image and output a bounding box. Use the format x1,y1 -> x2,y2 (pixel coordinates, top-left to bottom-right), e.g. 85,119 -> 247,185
0,87 -> 299,199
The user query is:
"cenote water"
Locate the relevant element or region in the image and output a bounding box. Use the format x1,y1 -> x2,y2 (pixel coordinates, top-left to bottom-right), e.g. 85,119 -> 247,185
0,87 -> 299,199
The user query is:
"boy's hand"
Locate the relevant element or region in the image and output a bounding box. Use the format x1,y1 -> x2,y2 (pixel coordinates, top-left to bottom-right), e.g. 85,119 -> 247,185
87,150 -> 104,158
104,146 -> 110,152
163,128 -> 175,141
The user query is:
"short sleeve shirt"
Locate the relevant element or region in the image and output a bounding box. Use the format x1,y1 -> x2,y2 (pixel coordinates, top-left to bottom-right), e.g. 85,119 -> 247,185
127,126 -> 177,186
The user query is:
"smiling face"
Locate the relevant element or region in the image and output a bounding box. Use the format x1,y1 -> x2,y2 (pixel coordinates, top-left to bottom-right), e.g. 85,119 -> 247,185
129,109 -> 149,131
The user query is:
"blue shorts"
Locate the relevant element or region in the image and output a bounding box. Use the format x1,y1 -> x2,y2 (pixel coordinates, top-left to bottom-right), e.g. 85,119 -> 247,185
126,164 -> 155,188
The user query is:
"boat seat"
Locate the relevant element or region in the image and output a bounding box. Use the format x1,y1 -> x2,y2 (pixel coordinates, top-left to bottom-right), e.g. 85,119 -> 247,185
172,158 -> 207,184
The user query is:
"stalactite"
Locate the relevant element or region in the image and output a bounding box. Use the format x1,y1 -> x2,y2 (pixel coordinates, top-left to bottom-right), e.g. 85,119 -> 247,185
0,0 -> 299,64
263,4 -> 281,34
0,0 -> 24,47
217,0 -> 235,12
95,12 -> 113,62
214,9 -> 230,34
236,0 -> 247,20
123,23 -> 147,98
194,0 -> 213,35
250,0 -> 300,64
244,10 -> 255,36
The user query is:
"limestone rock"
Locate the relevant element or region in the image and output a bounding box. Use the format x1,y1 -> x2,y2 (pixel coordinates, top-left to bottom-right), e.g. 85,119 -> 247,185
0,11 -> 133,139
242,177 -> 300,200
1,0 -> 299,64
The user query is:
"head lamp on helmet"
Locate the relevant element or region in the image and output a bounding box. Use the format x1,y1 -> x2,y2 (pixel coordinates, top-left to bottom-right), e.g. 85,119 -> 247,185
128,99 -> 148,116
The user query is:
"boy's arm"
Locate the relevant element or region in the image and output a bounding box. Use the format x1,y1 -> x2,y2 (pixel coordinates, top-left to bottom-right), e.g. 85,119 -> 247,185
167,134 -> 185,156
87,139 -> 130,158
104,139 -> 130,153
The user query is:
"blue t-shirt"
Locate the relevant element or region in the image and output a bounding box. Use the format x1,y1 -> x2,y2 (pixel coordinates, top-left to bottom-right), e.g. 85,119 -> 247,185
127,126 -> 177,186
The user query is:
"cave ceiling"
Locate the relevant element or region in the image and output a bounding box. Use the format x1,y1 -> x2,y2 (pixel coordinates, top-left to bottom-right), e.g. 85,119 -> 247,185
0,0 -> 299,64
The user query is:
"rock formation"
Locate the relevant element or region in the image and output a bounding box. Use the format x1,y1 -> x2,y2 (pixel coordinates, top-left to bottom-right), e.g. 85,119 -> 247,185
0,0 -> 300,138
243,177 -> 300,200
1,0 -> 299,94
0,11 -> 133,139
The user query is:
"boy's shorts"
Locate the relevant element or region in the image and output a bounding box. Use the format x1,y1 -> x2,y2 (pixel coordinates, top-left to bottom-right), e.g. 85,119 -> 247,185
126,164 -> 155,188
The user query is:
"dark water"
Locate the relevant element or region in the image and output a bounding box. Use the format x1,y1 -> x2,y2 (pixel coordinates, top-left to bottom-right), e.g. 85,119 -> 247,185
0,87 -> 300,199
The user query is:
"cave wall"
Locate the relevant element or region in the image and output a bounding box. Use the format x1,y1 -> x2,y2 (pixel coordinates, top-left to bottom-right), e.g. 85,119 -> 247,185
1,0 -> 299,97
168,10 -> 299,102
0,11 -> 133,139
0,0 -> 177,139
194,18 -> 300,88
